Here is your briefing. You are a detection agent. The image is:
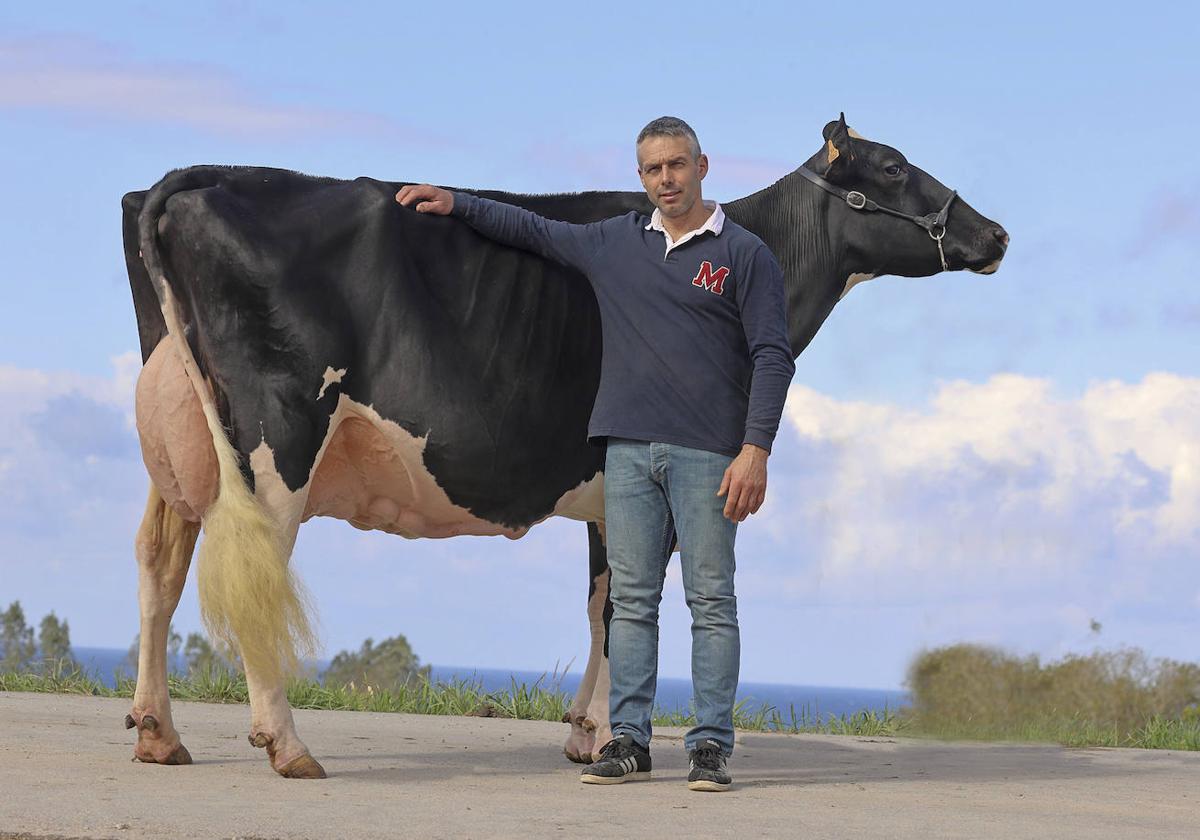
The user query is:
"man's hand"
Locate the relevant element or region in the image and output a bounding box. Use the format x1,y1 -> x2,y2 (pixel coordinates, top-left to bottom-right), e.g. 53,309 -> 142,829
395,184 -> 454,215
717,444 -> 768,522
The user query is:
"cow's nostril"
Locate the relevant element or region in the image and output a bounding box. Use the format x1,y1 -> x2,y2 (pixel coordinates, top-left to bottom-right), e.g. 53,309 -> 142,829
992,227 -> 1009,246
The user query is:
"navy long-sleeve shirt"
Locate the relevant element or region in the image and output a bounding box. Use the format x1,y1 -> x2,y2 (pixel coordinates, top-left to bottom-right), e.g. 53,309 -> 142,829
452,192 -> 796,457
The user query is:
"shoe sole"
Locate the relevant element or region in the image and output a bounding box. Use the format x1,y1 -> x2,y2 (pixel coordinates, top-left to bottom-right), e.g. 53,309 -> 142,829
580,771 -> 652,785
687,779 -> 732,792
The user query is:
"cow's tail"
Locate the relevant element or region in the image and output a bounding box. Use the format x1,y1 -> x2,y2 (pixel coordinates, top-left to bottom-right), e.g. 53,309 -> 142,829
137,167 -> 316,685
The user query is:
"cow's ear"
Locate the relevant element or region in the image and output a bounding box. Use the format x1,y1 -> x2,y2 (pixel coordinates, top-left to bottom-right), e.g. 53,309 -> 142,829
820,112 -> 856,176
821,114 -> 847,142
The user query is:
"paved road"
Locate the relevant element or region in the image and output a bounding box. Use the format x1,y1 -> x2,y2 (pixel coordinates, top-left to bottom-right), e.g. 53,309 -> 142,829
2,692 -> 1198,839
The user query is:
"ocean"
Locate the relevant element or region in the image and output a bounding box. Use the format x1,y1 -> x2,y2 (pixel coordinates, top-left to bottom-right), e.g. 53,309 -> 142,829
70,646 -> 908,720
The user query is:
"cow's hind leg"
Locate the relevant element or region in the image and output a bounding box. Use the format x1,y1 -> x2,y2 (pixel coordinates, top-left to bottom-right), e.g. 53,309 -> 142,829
226,487 -> 325,780
245,667 -> 325,779
563,522 -> 614,763
128,484 -> 199,765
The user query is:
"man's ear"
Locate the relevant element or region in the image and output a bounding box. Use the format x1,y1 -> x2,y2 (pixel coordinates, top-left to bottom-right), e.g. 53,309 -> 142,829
819,112 -> 856,177
697,152 -> 709,180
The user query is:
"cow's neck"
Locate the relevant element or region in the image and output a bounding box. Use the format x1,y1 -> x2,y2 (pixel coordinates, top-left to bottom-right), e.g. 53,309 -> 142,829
725,167 -> 863,358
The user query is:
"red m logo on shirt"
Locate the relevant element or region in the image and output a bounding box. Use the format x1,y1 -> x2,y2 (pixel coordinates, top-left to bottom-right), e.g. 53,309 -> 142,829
692,260 -> 730,296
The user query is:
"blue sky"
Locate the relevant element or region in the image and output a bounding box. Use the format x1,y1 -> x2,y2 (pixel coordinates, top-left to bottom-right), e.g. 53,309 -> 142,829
1,2 -> 1197,689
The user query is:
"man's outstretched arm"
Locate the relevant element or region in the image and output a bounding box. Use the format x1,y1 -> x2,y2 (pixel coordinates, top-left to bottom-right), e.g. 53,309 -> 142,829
396,184 -> 602,272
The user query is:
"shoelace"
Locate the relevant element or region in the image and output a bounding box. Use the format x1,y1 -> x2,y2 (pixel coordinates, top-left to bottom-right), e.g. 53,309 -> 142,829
599,739 -> 636,761
691,745 -> 725,770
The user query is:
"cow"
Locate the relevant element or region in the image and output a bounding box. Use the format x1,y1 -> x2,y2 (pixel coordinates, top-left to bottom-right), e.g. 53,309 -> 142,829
120,115 -> 1007,778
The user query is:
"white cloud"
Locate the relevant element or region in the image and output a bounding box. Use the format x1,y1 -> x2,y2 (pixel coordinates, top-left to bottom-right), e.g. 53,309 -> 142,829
0,36 -> 435,143
0,352 -> 137,441
742,373 -> 1199,609
0,354 -> 145,535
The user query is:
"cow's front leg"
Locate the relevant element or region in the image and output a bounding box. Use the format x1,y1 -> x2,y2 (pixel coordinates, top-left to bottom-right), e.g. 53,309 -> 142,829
583,652 -> 613,761
564,522 -> 613,763
128,485 -> 199,765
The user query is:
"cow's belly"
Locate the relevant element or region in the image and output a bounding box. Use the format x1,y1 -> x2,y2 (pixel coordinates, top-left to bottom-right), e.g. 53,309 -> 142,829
135,339 -> 219,522
300,396 -> 604,538
135,339 -> 603,536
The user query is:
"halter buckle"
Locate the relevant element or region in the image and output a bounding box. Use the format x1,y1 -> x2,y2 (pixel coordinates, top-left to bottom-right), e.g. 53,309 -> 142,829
845,191 -> 867,210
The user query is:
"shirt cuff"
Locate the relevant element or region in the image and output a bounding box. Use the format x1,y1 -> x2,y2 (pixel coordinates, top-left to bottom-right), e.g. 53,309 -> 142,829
742,428 -> 774,453
450,191 -> 476,218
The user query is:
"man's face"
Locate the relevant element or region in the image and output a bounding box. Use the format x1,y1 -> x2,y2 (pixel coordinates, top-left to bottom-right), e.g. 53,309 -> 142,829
637,135 -> 708,219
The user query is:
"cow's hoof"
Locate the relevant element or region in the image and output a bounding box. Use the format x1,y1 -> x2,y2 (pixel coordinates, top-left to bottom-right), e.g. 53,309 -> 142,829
249,732 -> 327,779
563,712 -> 597,763
128,710 -> 191,765
277,754 -> 327,779
135,742 -> 193,766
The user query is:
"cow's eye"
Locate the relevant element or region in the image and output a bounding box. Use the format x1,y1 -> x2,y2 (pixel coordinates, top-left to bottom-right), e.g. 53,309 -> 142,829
884,164 -> 903,177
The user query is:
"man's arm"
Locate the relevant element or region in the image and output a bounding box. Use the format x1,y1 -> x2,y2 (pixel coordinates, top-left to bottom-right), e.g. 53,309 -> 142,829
396,184 -> 603,272
717,245 -> 797,522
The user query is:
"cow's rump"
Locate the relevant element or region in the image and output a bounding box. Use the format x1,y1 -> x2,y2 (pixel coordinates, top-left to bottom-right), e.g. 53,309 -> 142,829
124,167 -> 642,531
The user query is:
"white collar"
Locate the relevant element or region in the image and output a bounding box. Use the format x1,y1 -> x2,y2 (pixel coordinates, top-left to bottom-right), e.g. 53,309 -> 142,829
645,200 -> 725,256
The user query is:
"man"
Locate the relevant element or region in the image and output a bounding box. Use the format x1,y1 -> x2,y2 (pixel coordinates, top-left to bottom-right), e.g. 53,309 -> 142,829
397,117 -> 795,792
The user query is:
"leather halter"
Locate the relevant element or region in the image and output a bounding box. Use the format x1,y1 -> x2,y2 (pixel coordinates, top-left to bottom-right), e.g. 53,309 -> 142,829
796,166 -> 958,271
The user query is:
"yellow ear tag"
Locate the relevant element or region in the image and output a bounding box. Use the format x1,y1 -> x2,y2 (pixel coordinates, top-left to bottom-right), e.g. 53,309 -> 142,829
826,138 -> 840,166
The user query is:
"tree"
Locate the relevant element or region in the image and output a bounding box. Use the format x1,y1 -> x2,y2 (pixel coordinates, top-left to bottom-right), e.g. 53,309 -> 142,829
321,634 -> 430,692
122,625 -> 241,679
1,601 -> 36,673
183,632 -> 239,675
37,611 -> 77,671
123,624 -> 183,677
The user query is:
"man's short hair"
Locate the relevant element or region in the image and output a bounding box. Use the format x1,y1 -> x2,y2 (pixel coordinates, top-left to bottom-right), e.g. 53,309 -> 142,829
636,116 -> 702,161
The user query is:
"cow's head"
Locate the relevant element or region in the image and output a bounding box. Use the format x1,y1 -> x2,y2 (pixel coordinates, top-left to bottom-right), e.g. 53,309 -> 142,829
809,114 -> 1008,278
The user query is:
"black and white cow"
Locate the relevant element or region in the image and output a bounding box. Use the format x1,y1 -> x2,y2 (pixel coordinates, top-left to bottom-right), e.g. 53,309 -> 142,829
120,115 -> 1007,778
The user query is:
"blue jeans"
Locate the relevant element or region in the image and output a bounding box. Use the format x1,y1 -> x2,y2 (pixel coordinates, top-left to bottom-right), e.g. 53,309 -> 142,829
604,438 -> 739,755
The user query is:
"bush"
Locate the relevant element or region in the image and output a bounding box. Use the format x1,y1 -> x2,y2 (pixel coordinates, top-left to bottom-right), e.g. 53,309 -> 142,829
905,643 -> 1200,743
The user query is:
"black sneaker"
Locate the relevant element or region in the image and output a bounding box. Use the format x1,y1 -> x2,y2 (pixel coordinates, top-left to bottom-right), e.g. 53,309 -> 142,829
687,739 -> 732,791
580,733 -> 652,784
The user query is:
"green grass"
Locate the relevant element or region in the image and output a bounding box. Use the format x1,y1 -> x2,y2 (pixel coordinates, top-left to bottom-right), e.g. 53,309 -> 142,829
894,714 -> 1200,750
7,646 -> 1200,750
0,660 -> 897,736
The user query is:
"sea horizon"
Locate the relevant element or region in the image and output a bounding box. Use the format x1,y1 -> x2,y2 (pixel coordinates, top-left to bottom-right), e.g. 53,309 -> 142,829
67,646 -> 910,720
